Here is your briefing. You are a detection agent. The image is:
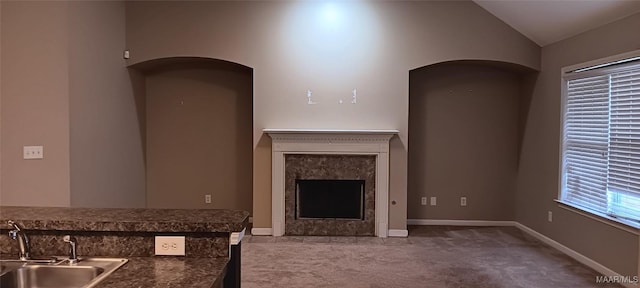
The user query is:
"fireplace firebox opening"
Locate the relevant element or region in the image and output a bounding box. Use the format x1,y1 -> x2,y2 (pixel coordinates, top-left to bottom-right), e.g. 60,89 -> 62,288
295,179 -> 365,220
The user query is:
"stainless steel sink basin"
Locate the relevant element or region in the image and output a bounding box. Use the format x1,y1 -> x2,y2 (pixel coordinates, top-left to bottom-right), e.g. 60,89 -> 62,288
0,258 -> 128,288
1,266 -> 103,288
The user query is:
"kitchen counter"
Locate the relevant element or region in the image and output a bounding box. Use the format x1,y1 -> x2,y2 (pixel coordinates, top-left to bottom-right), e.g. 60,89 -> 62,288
1,206 -> 248,288
0,256 -> 229,288
0,206 -> 249,233
94,257 -> 229,288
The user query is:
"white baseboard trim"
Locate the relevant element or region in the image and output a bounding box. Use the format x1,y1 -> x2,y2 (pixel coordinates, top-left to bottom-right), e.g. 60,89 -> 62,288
407,219 -> 516,226
250,228 -> 272,236
388,229 -> 409,237
514,223 -> 637,288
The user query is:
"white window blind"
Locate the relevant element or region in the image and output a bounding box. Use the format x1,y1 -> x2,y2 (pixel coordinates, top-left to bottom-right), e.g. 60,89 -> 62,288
561,60 -> 640,224
607,69 -> 640,221
563,75 -> 610,213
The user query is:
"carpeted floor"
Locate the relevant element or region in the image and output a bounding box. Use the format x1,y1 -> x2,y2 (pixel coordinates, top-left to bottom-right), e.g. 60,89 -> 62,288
241,226 -> 623,288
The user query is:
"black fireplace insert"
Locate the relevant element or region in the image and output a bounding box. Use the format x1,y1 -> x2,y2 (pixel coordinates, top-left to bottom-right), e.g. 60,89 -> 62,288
295,179 -> 365,220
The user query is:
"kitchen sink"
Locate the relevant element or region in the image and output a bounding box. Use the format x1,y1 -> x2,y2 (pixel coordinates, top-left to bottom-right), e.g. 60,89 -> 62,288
1,266 -> 103,288
0,258 -> 128,288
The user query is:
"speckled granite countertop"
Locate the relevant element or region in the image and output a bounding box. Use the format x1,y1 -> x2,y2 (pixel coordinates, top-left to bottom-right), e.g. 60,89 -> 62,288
94,257 -> 228,288
0,206 -> 249,233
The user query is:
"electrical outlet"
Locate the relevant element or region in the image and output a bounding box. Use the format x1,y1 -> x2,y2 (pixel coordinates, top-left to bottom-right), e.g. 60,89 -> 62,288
205,194 -> 212,204
421,197 -> 427,206
548,211 -> 553,222
23,146 -> 44,159
460,197 -> 467,206
430,197 -> 437,206
155,236 -> 185,256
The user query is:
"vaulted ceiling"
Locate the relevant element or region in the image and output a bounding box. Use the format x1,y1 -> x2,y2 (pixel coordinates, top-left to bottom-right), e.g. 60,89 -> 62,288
473,0 -> 640,47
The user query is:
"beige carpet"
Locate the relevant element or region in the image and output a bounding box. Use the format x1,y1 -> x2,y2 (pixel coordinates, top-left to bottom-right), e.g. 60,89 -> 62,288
241,226 -> 622,288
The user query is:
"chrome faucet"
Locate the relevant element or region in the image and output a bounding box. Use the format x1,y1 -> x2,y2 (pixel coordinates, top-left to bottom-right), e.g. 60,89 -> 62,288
7,220 -> 31,260
63,235 -> 78,264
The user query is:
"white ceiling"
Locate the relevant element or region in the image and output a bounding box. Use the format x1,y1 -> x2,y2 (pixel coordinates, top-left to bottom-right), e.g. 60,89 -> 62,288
473,0 -> 640,47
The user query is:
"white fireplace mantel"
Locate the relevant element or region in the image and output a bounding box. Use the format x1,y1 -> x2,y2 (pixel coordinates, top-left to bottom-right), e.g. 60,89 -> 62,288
264,128 -> 399,238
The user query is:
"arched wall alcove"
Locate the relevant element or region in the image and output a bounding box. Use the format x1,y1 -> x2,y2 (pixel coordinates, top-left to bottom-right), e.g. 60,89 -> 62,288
408,60 -> 538,221
129,57 -> 253,213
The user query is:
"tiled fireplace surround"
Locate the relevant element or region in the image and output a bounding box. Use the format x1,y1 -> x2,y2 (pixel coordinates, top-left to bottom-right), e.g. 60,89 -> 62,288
285,154 -> 376,236
265,129 -> 398,238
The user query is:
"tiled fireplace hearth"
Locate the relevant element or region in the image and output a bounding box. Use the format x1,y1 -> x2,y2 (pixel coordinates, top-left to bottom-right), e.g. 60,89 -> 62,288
265,129 -> 398,238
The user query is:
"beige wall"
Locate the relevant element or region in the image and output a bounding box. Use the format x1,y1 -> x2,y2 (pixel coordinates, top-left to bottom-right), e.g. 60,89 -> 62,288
125,0 -> 539,230
68,1 -> 145,208
408,62 -> 529,220
1,2 -> 71,206
1,1 -> 145,208
515,13 -> 640,277
144,61 -> 253,211
253,135 -> 271,226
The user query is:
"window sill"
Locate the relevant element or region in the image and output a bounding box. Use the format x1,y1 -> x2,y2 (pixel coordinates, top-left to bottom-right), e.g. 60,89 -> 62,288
555,200 -> 640,235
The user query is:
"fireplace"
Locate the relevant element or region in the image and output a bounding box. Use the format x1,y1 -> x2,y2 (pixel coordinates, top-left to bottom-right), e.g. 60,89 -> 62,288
265,129 -> 398,237
285,154 -> 375,235
296,179 -> 365,220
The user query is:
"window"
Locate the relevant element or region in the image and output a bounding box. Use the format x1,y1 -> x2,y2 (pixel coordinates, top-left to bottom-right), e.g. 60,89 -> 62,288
561,52 -> 640,225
